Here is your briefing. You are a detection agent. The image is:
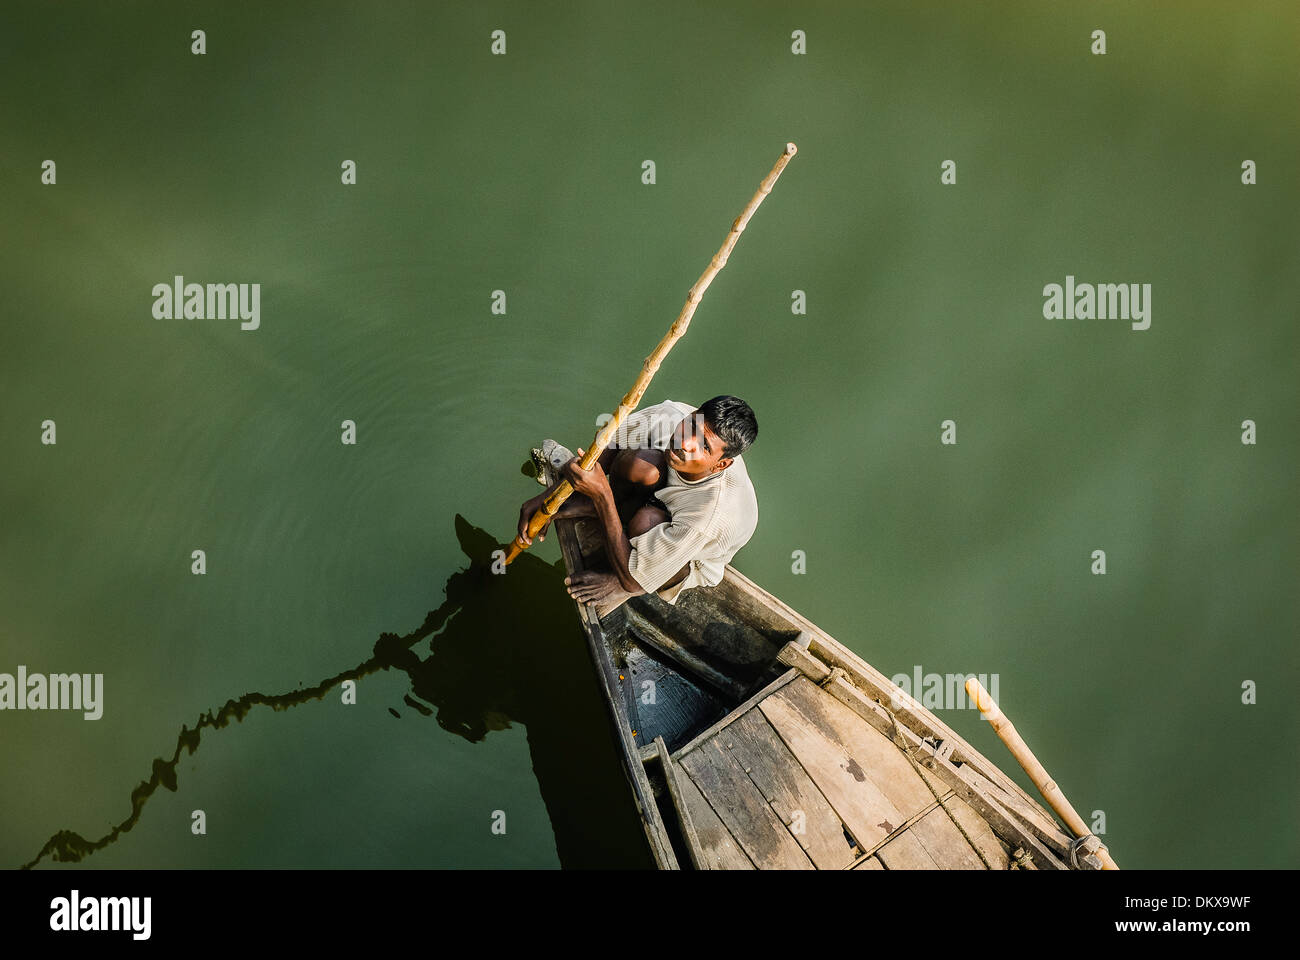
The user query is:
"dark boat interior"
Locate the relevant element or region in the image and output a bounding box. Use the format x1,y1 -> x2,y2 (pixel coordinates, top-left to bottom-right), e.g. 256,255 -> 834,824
598,588 -> 797,755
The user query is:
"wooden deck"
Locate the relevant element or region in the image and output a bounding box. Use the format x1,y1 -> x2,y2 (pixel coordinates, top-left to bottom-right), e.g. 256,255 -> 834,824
656,663 -> 1012,869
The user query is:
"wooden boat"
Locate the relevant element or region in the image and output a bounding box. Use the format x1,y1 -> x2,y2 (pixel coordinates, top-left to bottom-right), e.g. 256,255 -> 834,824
535,445 -> 1101,870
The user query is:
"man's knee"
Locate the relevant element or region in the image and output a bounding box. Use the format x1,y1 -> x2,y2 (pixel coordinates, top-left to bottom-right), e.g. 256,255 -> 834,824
627,503 -> 690,592
613,448 -> 662,489
628,504 -> 669,539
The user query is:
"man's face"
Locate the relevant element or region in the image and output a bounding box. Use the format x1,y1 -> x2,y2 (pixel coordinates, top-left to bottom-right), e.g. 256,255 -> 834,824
666,411 -> 732,479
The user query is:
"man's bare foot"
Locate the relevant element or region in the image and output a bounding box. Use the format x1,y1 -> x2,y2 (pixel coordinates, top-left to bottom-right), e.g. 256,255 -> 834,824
564,570 -> 633,608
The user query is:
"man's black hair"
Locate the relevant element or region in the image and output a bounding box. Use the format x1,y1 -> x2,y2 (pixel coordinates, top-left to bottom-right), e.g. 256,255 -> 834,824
699,395 -> 758,459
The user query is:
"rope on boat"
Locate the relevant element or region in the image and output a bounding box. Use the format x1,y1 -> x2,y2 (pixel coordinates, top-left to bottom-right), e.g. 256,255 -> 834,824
1069,833 -> 1102,869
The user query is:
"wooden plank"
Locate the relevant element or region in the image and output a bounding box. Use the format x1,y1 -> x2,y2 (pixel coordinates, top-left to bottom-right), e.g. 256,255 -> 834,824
721,710 -> 858,869
670,757 -> 755,870
631,578 -> 791,685
671,668 -> 800,761
813,673 -> 1068,869
656,736 -> 704,870
723,563 -> 1067,835
681,737 -> 814,869
854,856 -> 884,870
777,648 -> 948,800
626,610 -> 747,700
801,633 -> 1066,834
909,805 -> 989,869
715,566 -> 816,635
876,830 -> 940,870
758,690 -> 907,852
777,641 -> 831,682
849,791 -> 948,863
775,678 -> 938,822
944,795 -> 1009,869
819,671 -> 1073,859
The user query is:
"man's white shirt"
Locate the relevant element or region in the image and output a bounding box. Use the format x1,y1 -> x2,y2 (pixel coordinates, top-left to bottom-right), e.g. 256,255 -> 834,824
613,399 -> 758,603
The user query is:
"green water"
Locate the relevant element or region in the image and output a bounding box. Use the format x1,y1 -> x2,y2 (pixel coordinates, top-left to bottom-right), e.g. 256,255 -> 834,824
2,1 -> 1296,869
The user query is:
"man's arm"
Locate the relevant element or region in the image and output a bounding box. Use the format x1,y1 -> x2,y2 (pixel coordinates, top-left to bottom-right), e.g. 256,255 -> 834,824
562,450 -> 643,594
517,447 -> 618,546
563,449 -> 712,596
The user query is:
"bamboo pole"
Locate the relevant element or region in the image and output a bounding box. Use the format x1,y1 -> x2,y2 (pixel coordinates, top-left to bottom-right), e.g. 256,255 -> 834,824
964,678 -> 1120,870
503,142 -> 798,565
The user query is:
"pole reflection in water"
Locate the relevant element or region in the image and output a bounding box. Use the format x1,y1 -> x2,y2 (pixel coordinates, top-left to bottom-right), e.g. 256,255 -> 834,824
23,515 -> 653,870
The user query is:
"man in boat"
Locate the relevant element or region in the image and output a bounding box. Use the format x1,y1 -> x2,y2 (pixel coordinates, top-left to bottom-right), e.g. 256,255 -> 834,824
517,396 -> 759,611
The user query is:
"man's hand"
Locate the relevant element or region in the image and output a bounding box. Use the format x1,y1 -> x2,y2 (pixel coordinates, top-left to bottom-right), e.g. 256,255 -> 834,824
518,471 -> 601,548
517,493 -> 551,546
561,448 -> 612,501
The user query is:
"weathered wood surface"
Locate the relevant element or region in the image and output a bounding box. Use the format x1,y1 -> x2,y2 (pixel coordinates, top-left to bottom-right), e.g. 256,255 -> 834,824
712,710 -> 858,869
758,677 -> 995,869
778,641 -> 1071,866
655,736 -> 704,870
671,668 -> 799,760
909,806 -> 991,869
814,670 -> 1070,867
681,737 -> 814,869
944,795 -> 1010,869
671,754 -> 755,869
625,609 -> 748,700
877,829 -> 941,869
780,677 -> 940,820
672,681 -> 1007,870
758,686 -> 909,853
725,564 -> 1066,836
628,584 -> 793,689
